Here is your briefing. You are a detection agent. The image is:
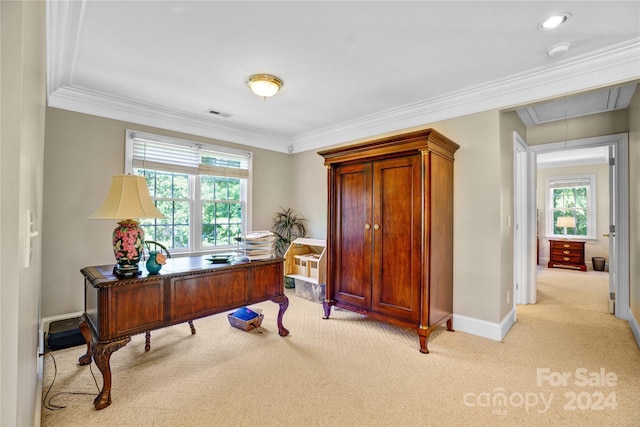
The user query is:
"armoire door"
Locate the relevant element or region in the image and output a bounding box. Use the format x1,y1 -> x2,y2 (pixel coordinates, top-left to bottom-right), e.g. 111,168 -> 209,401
371,155 -> 422,323
332,162 -> 372,309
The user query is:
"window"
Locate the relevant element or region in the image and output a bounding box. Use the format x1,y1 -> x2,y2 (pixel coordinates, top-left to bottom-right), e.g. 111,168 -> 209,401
125,130 -> 252,254
545,174 -> 596,239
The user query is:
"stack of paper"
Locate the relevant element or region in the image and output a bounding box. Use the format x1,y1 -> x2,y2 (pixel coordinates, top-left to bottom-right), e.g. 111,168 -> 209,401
235,231 -> 276,260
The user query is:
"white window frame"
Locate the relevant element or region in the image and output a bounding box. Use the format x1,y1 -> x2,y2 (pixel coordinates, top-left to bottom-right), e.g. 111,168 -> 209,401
544,173 -> 596,240
125,130 -> 253,255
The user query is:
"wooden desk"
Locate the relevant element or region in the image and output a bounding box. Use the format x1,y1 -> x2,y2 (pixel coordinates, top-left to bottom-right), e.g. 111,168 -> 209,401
78,256 -> 289,410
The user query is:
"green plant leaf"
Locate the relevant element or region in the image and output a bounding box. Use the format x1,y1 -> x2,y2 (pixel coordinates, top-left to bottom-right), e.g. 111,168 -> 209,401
271,206 -> 307,257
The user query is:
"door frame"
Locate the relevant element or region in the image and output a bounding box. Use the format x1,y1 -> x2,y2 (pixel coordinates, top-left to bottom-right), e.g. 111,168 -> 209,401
521,133 -> 629,320
513,131 -> 535,305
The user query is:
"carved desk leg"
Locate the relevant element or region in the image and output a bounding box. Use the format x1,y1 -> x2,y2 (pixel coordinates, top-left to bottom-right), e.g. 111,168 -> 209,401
271,295 -> 290,337
188,320 -> 196,335
145,331 -> 151,352
78,315 -> 93,366
92,337 -> 131,410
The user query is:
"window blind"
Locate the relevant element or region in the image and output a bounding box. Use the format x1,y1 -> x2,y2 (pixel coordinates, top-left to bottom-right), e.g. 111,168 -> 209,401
548,177 -> 591,189
130,132 -> 250,179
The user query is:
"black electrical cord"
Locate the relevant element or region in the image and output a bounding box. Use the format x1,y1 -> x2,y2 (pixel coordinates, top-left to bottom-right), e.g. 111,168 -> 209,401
42,349 -> 100,411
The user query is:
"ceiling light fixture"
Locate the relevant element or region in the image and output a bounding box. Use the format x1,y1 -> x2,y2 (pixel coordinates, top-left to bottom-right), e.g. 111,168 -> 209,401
246,74 -> 283,99
539,13 -> 571,30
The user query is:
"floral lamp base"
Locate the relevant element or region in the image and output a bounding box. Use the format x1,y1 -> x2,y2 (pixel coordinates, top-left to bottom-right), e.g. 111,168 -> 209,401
112,219 -> 144,277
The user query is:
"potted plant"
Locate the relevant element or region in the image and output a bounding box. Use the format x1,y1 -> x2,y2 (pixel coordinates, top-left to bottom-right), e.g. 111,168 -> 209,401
271,207 -> 307,288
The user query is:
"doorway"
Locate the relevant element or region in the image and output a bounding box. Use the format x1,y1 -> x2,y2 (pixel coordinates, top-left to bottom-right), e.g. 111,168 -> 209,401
514,133 -> 629,320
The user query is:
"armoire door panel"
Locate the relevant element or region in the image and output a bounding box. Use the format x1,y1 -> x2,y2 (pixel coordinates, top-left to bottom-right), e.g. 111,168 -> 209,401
372,155 -> 421,322
333,163 -> 372,308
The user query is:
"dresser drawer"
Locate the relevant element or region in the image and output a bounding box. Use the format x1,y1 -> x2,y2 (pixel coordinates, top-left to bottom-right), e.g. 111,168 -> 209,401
550,248 -> 582,258
550,241 -> 583,251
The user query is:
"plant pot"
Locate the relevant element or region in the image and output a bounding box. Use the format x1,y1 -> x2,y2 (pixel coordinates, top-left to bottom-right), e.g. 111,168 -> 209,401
284,276 -> 295,289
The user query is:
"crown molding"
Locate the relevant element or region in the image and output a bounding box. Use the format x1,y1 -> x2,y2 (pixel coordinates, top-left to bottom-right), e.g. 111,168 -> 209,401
46,0 -> 84,92
47,0 -> 639,155
48,85 -> 293,153
291,38 -> 640,153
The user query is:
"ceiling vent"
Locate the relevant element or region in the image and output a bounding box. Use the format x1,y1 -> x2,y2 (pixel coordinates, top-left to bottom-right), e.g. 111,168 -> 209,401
208,109 -> 232,118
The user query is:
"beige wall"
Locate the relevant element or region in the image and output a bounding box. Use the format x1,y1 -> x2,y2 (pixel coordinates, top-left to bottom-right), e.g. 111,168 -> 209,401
425,113 -> 505,323
42,108 -> 292,318
536,163 -> 610,266
44,107 -> 511,327
291,149 -> 328,239
526,109 -> 629,146
0,1 -> 47,425
292,112 -> 508,324
41,92 -> 640,342
629,85 -> 640,324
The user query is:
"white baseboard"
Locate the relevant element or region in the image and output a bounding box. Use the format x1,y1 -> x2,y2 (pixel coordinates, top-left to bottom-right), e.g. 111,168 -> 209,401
453,309 -> 516,342
628,308 -> 640,350
41,311 -> 84,335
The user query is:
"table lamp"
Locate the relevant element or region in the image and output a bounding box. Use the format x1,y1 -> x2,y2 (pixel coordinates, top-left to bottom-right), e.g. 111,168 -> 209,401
556,216 -> 576,238
88,174 -> 165,277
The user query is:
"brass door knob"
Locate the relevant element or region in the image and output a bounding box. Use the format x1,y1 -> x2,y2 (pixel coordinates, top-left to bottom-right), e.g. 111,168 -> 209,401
603,233 -> 609,237
365,223 -> 371,230
373,224 -> 380,230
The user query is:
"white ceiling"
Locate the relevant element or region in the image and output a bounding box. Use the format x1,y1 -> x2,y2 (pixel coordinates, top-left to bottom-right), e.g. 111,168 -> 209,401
47,1 -> 640,153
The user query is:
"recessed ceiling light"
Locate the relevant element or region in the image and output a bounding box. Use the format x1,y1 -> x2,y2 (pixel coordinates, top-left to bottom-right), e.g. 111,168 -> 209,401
539,13 -> 571,30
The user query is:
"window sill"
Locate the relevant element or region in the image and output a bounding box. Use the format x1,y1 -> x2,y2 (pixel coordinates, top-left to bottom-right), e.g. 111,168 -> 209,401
544,235 -> 598,243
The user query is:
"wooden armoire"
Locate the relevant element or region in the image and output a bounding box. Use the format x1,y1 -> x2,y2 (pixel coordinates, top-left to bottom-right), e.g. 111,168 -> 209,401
318,129 -> 459,353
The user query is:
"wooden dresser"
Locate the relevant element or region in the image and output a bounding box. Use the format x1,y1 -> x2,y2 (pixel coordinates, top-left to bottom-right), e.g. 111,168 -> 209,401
318,129 -> 459,354
547,240 -> 587,271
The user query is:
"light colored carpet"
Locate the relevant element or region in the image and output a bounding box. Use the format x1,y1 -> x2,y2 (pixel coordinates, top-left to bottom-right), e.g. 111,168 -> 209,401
41,267 -> 640,426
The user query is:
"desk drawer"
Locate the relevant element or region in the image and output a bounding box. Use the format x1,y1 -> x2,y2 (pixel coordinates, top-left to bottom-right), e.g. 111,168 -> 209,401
170,269 -> 248,322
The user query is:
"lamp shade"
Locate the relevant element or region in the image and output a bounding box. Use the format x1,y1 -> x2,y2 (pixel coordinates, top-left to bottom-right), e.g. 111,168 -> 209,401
88,175 -> 165,277
556,216 -> 576,228
88,174 -> 164,220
